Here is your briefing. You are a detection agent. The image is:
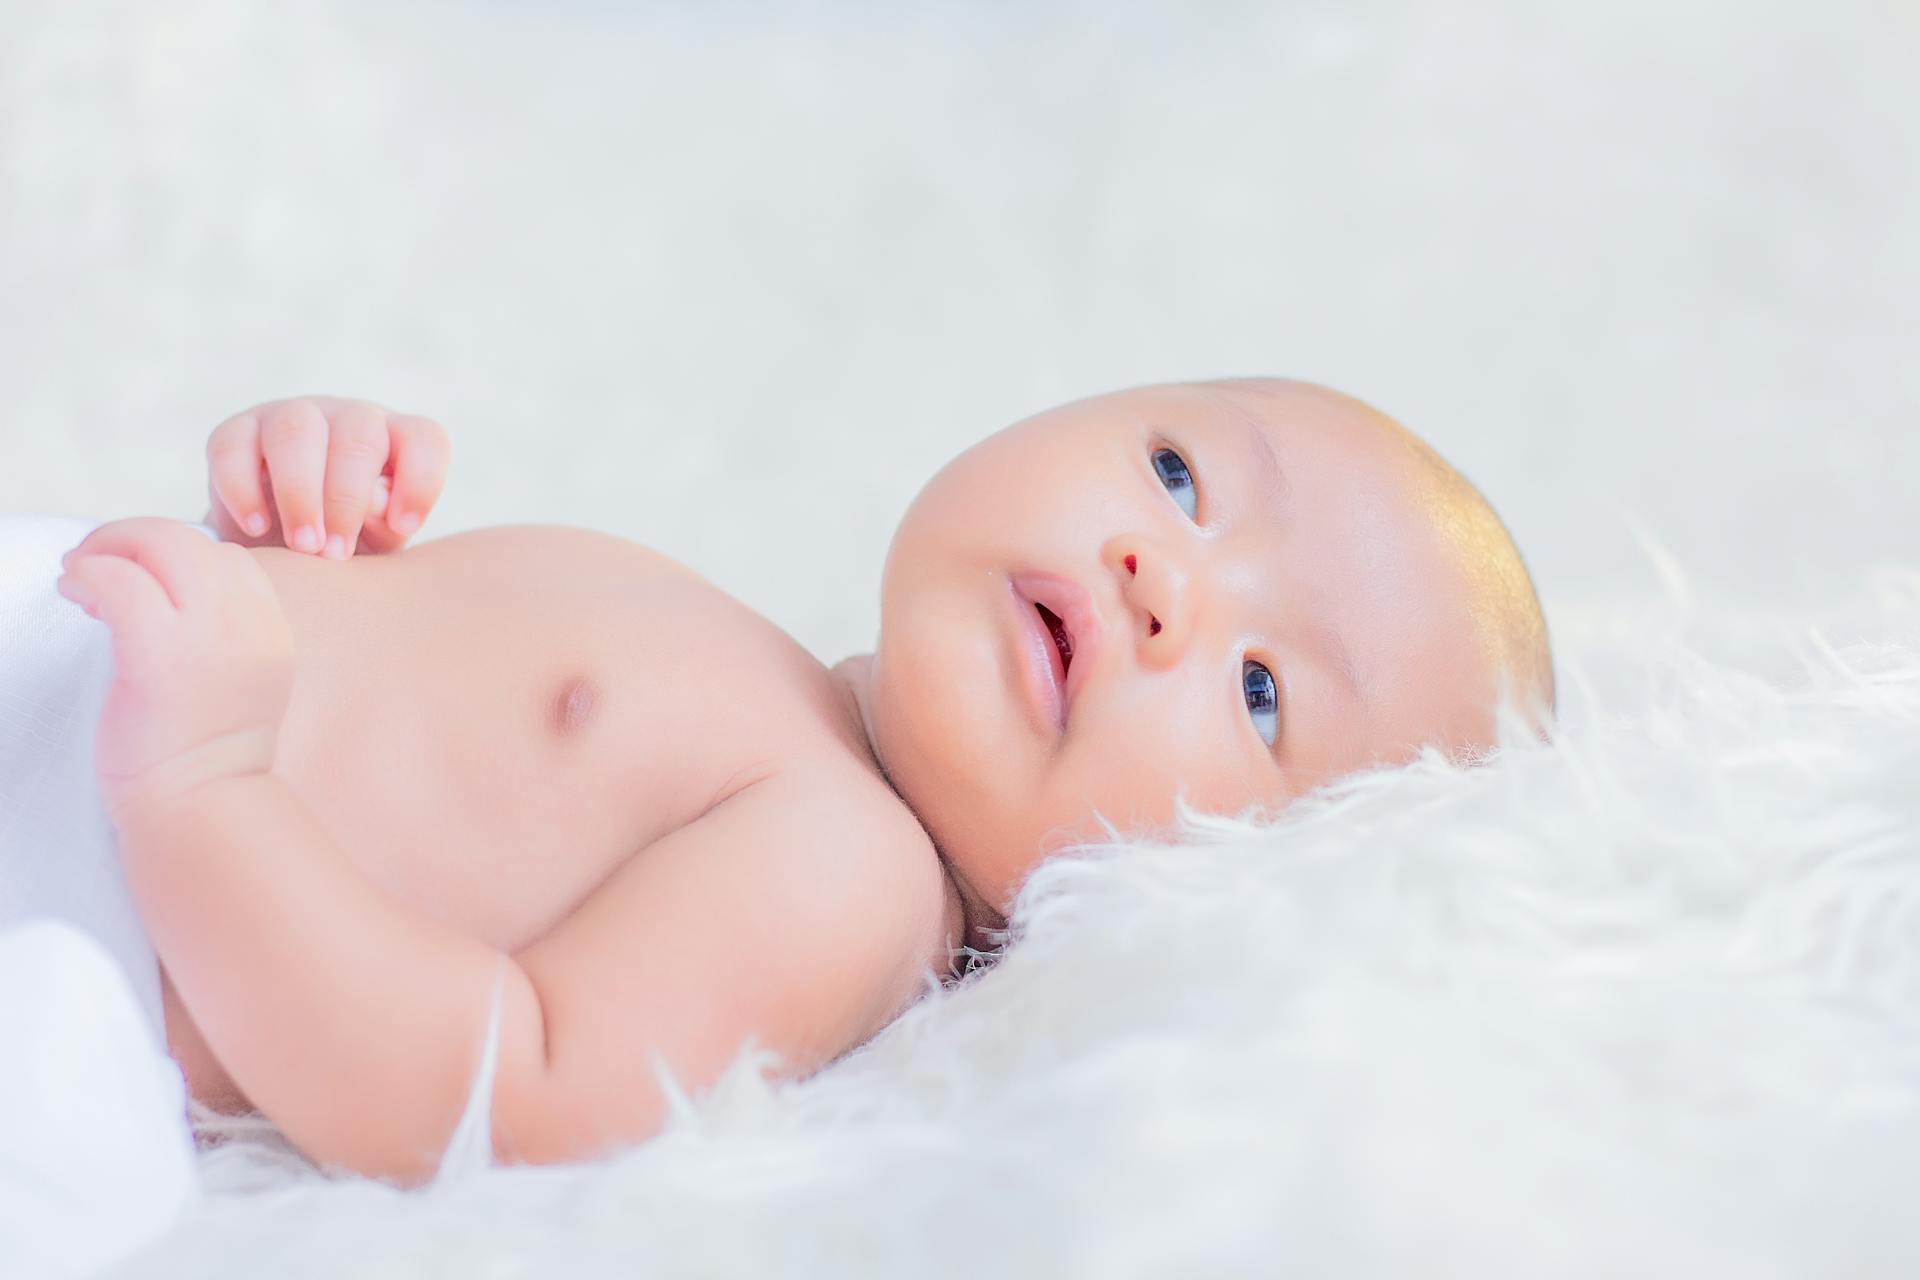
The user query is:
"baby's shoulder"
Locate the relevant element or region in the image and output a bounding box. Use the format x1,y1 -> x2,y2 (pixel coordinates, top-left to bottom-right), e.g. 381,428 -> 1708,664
768,750 -> 938,876
759,751 -> 951,937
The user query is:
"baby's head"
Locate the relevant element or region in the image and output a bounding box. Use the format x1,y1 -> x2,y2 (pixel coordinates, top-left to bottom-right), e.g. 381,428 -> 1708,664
835,378 -> 1552,933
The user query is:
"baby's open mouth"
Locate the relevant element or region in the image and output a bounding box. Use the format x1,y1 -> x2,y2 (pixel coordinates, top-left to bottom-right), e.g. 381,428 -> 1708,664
1034,602 -> 1074,675
1009,570 -> 1101,731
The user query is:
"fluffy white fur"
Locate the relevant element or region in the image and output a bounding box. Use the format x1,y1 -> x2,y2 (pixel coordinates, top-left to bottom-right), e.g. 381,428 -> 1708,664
130,568 -> 1920,1277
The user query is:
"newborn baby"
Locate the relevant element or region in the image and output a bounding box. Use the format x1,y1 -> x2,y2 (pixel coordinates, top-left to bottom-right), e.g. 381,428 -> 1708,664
49,377 -> 1553,1185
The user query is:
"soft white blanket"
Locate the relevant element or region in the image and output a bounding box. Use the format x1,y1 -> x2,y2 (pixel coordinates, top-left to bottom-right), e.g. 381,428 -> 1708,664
114,571 -> 1919,1277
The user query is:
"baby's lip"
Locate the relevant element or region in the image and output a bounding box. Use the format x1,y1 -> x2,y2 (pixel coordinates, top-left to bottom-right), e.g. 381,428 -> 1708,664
1009,570 -> 1102,726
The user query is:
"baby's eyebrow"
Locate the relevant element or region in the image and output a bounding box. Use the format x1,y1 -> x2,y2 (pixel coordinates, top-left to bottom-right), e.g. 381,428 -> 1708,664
1236,416 -> 1289,510
1309,616 -> 1364,705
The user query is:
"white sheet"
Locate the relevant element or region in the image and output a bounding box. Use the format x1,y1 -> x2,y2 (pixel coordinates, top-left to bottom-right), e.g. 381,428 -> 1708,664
0,920 -> 198,1278
0,514 -> 164,1040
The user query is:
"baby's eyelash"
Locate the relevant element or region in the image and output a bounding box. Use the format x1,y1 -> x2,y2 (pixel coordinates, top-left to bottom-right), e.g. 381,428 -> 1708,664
1150,445 -> 1198,521
1243,658 -> 1280,747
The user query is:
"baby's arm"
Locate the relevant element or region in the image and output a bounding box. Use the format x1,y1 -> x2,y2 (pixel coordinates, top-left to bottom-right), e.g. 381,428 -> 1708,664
117,767 -> 536,1182
124,763 -> 931,1182
498,767 -> 936,1165
58,517 -> 525,1180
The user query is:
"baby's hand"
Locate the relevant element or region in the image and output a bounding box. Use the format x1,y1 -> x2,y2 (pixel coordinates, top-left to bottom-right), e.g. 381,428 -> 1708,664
56,518 -> 295,821
204,397 -> 451,560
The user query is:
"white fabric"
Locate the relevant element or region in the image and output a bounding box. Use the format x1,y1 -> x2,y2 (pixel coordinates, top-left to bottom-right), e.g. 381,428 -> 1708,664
0,514 -> 205,1276
431,955 -> 505,1187
0,920 -> 198,1279
0,514 -> 163,1039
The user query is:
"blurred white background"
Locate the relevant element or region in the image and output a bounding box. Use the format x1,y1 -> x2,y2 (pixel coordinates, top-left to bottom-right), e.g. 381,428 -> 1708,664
2,0 -> 1916,662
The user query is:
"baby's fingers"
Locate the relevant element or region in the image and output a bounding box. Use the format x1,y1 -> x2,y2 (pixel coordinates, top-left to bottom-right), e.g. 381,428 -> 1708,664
352,475 -> 400,550
206,412 -> 271,539
56,553 -> 174,644
381,414 -> 450,541
320,402 -> 391,560
261,401 -> 330,555
62,519 -> 210,611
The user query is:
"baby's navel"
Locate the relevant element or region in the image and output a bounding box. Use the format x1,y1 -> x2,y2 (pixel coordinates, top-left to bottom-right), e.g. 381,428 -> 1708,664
551,676 -> 599,738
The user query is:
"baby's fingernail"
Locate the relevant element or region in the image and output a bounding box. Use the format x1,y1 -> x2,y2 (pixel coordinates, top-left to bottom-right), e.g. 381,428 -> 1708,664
293,525 -> 323,553
391,510 -> 419,535
324,533 -> 348,560
244,512 -> 269,537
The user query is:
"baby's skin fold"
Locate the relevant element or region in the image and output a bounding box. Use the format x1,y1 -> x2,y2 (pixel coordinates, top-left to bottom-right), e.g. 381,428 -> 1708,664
55,380 -> 1552,1181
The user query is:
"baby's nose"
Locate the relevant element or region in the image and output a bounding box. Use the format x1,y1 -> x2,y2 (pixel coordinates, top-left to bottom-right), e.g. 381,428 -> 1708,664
1109,539 -> 1193,669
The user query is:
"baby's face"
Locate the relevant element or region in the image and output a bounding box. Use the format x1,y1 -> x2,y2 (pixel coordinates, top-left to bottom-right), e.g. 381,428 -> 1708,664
857,379 -> 1549,923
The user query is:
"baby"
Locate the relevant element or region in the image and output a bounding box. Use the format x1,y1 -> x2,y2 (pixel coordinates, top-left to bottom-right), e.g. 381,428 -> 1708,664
45,377 -> 1553,1186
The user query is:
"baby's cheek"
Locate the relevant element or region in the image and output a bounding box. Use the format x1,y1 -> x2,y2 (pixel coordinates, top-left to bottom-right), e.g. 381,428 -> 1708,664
1088,727 -> 1278,829
1049,746 -> 1167,837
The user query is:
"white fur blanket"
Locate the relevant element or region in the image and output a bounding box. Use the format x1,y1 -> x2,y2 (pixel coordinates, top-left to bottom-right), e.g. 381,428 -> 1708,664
116,569 -> 1920,1277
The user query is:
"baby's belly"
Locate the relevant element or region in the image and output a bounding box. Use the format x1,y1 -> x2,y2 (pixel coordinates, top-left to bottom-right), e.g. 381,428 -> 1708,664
161,525 -> 854,1111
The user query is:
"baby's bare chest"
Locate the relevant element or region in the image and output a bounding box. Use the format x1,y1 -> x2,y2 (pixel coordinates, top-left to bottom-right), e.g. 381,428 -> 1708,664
257,526 -> 872,951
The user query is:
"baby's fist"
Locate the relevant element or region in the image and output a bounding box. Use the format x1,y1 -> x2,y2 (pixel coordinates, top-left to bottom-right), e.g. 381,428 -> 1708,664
204,397 -> 450,559
56,518 -> 294,820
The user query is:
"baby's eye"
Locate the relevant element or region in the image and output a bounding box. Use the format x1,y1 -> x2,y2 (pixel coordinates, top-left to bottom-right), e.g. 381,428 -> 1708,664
1151,446 -> 1197,521
1243,659 -> 1280,746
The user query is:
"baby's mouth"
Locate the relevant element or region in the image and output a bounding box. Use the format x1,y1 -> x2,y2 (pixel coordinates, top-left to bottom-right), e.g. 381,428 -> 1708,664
1009,569 -> 1101,731
1034,602 -> 1074,676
